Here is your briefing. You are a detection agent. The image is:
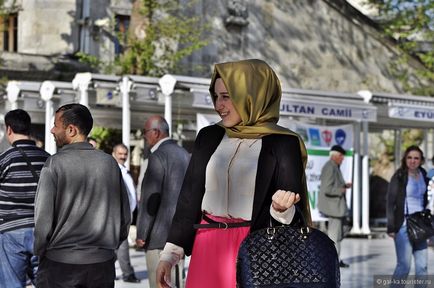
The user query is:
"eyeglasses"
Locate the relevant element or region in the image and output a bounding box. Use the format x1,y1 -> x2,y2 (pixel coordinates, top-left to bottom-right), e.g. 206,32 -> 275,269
143,128 -> 157,135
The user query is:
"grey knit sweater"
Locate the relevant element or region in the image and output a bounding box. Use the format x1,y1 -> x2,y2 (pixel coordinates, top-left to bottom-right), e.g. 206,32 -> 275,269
34,142 -> 131,264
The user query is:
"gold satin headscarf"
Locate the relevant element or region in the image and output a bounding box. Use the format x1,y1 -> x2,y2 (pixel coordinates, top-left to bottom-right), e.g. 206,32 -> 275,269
209,59 -> 308,167
210,59 -> 311,225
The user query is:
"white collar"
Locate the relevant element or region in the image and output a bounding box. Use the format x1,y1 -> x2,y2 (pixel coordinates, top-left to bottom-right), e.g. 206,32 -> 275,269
151,137 -> 171,153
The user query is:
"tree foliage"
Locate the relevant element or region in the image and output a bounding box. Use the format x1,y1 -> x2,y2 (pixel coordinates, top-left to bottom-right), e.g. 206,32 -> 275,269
367,0 -> 434,95
118,0 -> 209,76
89,127 -> 122,154
0,0 -> 17,15
0,0 -> 7,14
76,0 -> 208,76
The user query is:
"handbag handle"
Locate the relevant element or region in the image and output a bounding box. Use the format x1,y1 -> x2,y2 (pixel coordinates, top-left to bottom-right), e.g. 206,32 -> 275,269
268,204 -> 310,233
295,204 -> 309,227
267,205 -> 310,240
269,204 -> 308,227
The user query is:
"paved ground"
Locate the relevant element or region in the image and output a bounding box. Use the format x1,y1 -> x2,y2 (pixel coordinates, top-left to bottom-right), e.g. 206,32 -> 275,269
114,233 -> 434,288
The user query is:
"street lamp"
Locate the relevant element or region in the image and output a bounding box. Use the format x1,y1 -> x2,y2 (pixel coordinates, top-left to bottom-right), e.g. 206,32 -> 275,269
159,74 -> 177,136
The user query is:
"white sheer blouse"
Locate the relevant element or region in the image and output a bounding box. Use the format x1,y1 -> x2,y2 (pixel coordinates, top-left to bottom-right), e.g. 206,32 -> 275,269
201,136 -> 261,219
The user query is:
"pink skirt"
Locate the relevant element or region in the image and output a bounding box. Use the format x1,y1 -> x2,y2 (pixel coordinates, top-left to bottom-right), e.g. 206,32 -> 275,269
185,215 -> 250,288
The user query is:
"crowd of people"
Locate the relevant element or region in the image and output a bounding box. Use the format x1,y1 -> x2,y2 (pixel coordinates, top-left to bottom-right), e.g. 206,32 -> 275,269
0,59 -> 432,288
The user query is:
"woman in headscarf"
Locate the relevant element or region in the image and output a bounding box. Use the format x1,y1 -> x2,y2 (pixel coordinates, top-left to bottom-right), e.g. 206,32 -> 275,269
156,59 -> 311,288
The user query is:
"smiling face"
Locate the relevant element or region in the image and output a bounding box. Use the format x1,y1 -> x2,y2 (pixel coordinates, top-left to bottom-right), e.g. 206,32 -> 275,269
51,112 -> 68,148
214,78 -> 241,128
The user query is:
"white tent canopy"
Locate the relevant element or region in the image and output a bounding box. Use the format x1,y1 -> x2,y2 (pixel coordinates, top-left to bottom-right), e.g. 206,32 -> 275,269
5,73 -> 434,236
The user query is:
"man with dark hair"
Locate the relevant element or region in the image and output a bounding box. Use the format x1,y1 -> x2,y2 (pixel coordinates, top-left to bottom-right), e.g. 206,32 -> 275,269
0,109 -> 50,287
34,103 -> 131,288
136,115 -> 190,288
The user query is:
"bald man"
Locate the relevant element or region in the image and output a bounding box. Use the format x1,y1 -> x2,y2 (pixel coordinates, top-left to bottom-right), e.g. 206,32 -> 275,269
136,116 -> 190,288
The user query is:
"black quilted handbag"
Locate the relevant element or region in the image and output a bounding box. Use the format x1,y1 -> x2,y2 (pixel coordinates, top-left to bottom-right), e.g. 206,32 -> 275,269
236,209 -> 340,287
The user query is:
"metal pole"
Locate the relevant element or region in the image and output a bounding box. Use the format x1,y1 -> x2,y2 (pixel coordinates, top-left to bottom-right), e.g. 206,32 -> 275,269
361,120 -> 371,234
79,86 -> 89,107
40,81 -> 57,155
72,73 -> 92,107
6,81 -> 20,110
432,129 -> 434,164
351,121 -> 361,234
120,76 -> 132,167
394,129 -> 401,169
159,75 -> 177,137
423,129 -> 428,170
164,94 -> 172,136
44,100 -> 56,154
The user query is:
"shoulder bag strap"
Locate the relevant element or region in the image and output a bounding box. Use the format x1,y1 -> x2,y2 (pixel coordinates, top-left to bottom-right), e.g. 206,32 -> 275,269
14,145 -> 39,182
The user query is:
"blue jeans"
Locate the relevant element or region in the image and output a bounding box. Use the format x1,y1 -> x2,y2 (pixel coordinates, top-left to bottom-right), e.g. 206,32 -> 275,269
0,227 -> 37,288
391,224 -> 428,288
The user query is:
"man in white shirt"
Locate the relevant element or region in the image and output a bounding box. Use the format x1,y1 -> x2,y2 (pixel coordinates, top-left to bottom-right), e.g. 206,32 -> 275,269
112,143 -> 140,283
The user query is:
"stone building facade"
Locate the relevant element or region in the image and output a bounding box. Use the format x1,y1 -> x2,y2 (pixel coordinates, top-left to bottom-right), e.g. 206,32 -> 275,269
183,0 -> 430,93
0,0 -> 431,93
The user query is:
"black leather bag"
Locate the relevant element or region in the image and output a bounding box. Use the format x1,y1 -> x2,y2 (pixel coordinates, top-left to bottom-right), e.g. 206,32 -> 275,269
236,209 -> 340,288
406,209 -> 434,244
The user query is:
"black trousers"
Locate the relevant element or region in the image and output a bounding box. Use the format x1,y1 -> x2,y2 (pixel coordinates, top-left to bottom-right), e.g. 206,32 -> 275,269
36,257 -> 115,288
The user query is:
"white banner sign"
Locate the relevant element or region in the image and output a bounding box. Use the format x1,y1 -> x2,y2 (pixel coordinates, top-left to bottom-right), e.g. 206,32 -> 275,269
193,93 -> 376,122
389,103 -> 434,122
279,120 -> 354,221
280,98 -> 376,122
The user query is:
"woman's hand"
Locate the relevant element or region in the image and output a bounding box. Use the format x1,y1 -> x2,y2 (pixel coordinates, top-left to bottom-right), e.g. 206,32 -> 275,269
156,260 -> 173,288
272,190 -> 300,212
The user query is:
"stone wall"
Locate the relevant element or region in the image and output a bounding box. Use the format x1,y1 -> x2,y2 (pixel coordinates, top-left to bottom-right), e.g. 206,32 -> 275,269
18,0 -> 78,55
184,0 -> 430,94
2,0 -> 431,94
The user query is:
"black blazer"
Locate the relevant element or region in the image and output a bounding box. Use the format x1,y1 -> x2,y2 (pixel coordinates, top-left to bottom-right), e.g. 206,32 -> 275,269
167,125 -> 306,255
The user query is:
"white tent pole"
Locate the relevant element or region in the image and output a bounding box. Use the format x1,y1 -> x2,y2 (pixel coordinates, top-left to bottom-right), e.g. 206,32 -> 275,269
361,120 -> 371,234
40,81 -> 57,155
159,75 -> 177,136
120,76 -> 132,167
351,122 -> 361,234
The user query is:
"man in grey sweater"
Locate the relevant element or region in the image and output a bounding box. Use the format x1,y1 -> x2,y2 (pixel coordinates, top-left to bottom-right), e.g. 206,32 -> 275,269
34,104 -> 131,288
